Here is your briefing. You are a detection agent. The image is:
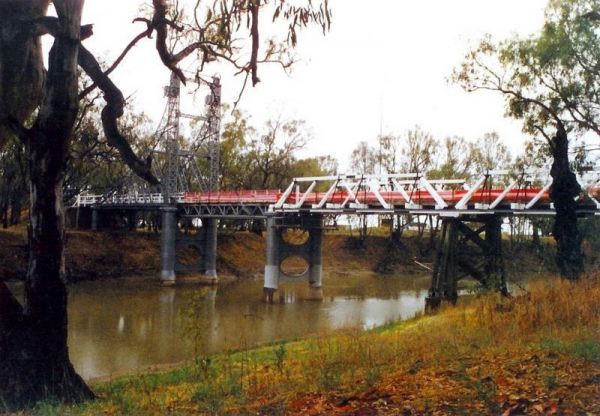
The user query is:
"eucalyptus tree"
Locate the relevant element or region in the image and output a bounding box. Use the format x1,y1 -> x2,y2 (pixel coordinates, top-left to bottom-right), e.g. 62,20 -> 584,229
453,0 -> 600,279
377,134 -> 401,174
428,136 -> 473,179
218,108 -> 254,190
350,141 -> 378,175
469,132 -> 512,174
0,0 -> 331,409
400,126 -> 438,175
218,110 -> 336,190
245,118 -> 310,189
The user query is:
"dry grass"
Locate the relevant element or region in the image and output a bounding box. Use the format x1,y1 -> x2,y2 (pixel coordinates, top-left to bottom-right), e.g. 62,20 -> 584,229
35,273 -> 600,415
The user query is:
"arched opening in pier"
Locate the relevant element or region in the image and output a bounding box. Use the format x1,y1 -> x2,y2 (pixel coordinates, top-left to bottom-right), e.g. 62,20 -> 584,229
281,228 -> 310,246
280,256 -> 309,278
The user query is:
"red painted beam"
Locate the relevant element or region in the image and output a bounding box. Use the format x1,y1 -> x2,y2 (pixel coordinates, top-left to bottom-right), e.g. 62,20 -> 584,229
182,188 -> 553,206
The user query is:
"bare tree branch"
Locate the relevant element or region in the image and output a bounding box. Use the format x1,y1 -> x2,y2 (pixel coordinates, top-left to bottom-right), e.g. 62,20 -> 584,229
77,45 -> 159,185
249,0 -> 260,86
582,11 -> 600,21
79,28 -> 151,98
233,72 -> 250,109
29,16 -> 93,40
31,17 -> 158,185
533,124 -> 555,151
152,0 -> 187,83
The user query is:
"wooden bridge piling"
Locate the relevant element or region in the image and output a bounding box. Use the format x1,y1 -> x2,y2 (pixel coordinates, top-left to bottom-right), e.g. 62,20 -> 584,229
426,214 -> 508,310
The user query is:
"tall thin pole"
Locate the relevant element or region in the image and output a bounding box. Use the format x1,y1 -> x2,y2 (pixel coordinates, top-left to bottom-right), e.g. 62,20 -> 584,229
164,72 -> 181,201
378,93 -> 383,175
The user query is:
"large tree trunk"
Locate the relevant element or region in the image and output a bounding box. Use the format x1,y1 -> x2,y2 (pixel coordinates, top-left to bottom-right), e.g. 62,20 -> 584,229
0,0 -> 94,410
550,125 -> 583,280
0,0 -> 48,143
0,163 -> 93,405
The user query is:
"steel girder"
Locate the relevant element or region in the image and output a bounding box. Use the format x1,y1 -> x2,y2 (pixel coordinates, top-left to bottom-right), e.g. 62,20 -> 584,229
179,203 -> 269,219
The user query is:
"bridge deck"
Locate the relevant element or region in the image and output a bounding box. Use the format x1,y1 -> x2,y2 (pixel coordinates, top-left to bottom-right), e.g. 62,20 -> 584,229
71,172 -> 600,217
73,188 -> 600,217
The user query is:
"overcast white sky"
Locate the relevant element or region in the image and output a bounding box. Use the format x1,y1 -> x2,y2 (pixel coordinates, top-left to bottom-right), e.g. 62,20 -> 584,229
79,0 -> 549,170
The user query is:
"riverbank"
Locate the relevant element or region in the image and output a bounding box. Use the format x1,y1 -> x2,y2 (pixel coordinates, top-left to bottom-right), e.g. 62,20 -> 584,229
0,225 -> 554,282
30,273 -> 599,415
0,226 -> 402,281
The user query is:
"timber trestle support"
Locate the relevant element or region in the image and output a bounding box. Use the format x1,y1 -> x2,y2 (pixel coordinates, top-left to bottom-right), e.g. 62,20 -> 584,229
426,214 -> 508,310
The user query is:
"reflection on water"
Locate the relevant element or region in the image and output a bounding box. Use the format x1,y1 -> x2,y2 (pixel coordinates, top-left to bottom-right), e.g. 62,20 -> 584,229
29,272 -> 431,380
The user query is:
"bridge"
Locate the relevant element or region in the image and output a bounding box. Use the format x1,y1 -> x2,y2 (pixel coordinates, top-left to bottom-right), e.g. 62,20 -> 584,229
72,169 -> 600,306
69,73 -> 600,307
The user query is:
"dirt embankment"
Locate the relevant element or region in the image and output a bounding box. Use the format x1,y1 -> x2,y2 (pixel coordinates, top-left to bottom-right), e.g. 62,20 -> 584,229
0,228 -> 418,282
0,226 -> 550,282
0,228 -> 162,281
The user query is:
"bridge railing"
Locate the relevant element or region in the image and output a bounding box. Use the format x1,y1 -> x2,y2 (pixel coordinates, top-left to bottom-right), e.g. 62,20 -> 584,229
69,170 -> 600,216
72,192 -> 185,207
183,189 -> 280,204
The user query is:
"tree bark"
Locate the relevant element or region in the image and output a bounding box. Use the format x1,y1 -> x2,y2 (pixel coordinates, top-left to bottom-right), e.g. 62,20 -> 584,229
0,0 -> 94,410
0,0 -> 48,144
550,125 -> 584,280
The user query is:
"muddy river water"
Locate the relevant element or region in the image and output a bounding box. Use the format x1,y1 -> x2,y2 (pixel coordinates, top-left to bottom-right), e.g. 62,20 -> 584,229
11,271 -> 433,380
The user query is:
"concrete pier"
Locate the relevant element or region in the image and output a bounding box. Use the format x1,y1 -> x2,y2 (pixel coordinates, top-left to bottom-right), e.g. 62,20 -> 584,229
160,206 -> 178,285
126,211 -> 137,231
263,214 -> 324,302
203,218 -> 218,282
263,217 -> 280,302
307,223 -> 323,300
91,209 -> 99,231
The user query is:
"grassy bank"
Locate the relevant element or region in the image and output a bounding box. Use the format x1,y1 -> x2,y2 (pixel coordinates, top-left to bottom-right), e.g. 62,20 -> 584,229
29,274 -> 600,415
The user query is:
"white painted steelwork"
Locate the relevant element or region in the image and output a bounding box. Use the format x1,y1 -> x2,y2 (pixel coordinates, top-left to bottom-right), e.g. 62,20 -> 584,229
71,170 -> 600,218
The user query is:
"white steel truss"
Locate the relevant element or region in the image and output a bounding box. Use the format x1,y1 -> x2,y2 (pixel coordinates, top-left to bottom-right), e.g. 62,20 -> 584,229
269,171 -> 600,216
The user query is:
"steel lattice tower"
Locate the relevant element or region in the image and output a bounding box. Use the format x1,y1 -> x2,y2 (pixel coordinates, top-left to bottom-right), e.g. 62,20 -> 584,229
205,76 -> 221,192
163,72 -> 181,199
155,72 -> 222,200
